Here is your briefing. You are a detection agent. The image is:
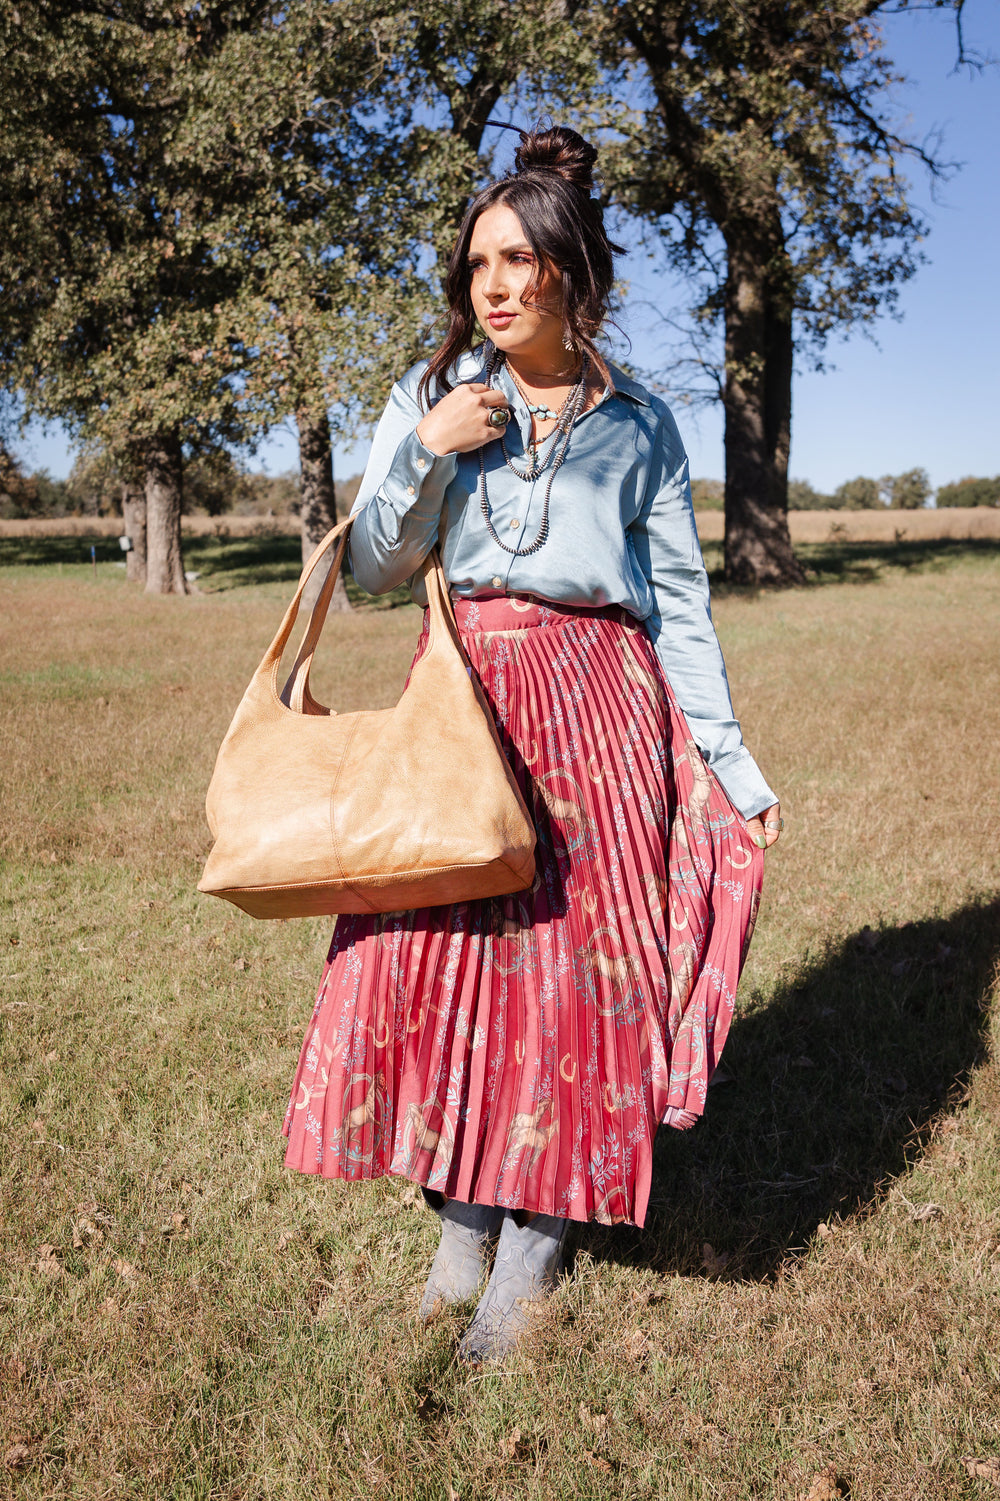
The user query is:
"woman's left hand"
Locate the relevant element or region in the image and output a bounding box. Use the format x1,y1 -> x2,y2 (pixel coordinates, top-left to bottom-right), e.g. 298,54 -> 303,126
745,802 -> 782,851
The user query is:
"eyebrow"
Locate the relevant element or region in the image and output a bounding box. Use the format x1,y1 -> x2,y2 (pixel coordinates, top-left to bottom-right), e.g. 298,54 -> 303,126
467,242 -> 534,258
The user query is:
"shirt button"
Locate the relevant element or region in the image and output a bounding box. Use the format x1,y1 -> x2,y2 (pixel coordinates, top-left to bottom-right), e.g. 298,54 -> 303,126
491,576 -> 503,588
416,457 -> 426,469
509,518 -> 520,530
406,484 -> 415,496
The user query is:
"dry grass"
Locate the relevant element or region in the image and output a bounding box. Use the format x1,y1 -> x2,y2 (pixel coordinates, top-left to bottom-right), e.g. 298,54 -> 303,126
3,504 -> 998,545
694,506 -> 1000,544
2,535 -> 999,1499
0,513 -> 302,539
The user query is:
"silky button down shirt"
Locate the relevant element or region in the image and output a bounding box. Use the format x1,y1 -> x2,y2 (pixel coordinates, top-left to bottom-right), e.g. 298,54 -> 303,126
349,349 -> 777,819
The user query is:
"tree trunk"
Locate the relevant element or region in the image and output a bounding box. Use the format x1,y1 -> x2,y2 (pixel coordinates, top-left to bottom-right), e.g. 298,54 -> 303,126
723,241 -> 804,587
297,405 -> 350,614
144,431 -> 188,595
121,480 -> 146,585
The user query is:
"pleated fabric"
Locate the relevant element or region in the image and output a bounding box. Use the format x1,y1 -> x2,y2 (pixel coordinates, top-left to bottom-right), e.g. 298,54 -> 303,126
282,596 -> 763,1226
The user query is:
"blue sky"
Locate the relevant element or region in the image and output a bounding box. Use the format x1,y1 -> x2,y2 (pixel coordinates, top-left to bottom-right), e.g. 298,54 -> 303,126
16,4 -> 999,493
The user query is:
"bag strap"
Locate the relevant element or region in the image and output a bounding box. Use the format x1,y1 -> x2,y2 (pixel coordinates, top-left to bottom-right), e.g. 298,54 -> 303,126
259,516 -> 467,712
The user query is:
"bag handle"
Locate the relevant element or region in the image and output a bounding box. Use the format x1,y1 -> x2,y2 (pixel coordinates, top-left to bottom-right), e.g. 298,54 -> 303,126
260,517 -> 466,712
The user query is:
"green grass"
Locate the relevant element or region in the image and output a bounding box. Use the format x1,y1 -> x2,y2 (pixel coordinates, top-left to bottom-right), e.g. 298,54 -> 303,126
2,539 -> 999,1499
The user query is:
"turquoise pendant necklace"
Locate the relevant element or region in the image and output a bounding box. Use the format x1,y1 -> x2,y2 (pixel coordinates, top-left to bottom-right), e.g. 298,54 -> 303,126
506,363 -> 573,424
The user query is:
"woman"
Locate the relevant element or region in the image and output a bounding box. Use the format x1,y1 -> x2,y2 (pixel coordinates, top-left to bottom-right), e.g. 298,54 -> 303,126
283,126 -> 781,1363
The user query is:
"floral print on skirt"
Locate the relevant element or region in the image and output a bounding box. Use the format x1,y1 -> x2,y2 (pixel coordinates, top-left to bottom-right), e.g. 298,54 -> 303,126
282,595 -> 763,1226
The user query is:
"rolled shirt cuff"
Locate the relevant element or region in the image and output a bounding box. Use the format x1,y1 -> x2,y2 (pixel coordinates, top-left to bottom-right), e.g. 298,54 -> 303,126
705,746 -> 777,821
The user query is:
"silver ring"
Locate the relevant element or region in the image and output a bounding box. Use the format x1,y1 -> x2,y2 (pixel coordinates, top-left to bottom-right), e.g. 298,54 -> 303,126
764,818 -> 784,831
487,406 -> 510,429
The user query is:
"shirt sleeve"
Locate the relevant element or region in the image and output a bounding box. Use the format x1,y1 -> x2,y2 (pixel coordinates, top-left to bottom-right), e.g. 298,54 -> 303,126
347,365 -> 459,595
627,407 -> 777,820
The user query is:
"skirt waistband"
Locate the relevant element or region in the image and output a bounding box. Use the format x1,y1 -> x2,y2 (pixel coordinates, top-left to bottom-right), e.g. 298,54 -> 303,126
429,592 -> 634,634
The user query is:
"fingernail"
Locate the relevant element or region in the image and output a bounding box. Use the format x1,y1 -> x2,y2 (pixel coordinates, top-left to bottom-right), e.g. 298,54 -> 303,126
754,835 -> 767,849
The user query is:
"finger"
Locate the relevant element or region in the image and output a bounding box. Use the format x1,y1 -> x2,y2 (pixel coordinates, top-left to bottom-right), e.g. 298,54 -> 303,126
761,802 -> 782,848
745,816 -> 767,851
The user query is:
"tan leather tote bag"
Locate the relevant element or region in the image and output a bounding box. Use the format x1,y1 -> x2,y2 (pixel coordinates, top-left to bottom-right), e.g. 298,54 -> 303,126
198,518 -> 536,918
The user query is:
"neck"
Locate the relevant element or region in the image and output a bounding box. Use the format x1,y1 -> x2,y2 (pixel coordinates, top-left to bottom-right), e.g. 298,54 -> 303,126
505,350 -> 582,386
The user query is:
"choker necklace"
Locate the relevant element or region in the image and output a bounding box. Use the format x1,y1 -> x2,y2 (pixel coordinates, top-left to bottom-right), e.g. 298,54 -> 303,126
478,343 -> 589,557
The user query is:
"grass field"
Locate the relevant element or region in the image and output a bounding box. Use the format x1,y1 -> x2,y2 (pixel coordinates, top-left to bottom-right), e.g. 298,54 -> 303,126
2,531 -> 999,1500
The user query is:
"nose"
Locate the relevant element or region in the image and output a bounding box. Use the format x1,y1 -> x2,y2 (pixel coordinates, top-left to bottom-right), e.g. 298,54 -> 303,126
481,260 -> 508,302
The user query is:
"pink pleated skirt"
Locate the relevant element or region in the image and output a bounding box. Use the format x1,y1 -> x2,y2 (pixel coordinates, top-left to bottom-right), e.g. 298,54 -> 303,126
282,595 -> 763,1226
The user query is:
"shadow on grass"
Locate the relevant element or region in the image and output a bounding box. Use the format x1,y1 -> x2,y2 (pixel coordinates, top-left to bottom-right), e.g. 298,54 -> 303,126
704,536 -> 1000,591
580,898 -> 999,1284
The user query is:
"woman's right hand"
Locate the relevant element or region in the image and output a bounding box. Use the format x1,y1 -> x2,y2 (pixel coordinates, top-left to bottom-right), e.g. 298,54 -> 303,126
416,382 -> 511,456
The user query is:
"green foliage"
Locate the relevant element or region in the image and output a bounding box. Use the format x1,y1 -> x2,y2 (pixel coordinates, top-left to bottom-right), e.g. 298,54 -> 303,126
0,461 -> 70,520
599,0 -> 939,365
788,479 -> 833,510
936,475 -> 1000,508
882,467 -> 932,510
834,476 -> 882,510
691,477 -> 724,510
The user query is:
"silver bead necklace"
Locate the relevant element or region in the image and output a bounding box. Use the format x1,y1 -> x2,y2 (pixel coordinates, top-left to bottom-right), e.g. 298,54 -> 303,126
478,347 -> 589,557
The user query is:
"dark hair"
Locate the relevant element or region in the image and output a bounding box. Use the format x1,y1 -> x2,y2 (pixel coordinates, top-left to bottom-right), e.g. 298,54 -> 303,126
419,126 -> 623,407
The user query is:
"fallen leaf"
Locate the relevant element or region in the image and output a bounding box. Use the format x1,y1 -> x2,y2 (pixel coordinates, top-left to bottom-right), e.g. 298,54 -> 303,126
499,1427 -> 524,1460
816,1222 -> 833,1240
701,1242 -> 729,1278
622,1328 -> 649,1362
161,1211 -> 190,1241
802,1466 -> 846,1500
45,1050 -> 58,1063
72,1216 -> 105,1250
99,1296 -> 120,1318
4,1440 -> 32,1471
277,1231 -> 295,1252
30,1118 -> 45,1135
579,1402 -> 608,1433
961,1456 -> 1000,1486
910,1202 -> 944,1223
233,956 -> 247,971
37,1244 -> 63,1279
113,1257 -> 138,1281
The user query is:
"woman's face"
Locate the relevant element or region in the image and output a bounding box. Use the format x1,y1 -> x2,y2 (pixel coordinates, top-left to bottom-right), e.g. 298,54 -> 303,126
466,202 -> 566,372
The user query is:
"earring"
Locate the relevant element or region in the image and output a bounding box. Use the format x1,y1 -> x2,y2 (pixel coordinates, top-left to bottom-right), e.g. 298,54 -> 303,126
562,334 -> 576,352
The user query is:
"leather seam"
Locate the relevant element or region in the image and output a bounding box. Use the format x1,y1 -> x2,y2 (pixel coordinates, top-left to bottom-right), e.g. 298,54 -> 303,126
215,859 -> 533,893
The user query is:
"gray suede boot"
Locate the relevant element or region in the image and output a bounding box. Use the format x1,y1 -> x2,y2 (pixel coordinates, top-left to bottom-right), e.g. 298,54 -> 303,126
457,1211 -> 569,1364
419,1198 -> 505,1321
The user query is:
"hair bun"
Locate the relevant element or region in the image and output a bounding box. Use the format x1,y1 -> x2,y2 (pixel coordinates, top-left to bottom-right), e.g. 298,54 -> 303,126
513,126 -> 597,193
